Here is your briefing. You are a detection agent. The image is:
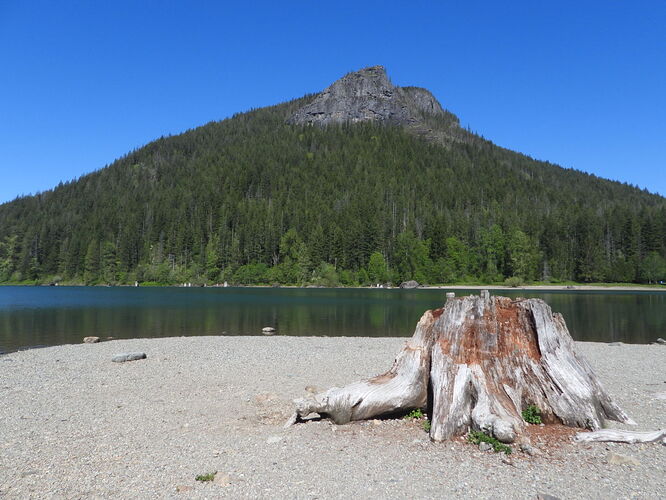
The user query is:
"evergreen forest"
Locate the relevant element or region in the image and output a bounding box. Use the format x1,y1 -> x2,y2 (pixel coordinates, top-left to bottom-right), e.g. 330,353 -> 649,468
1,95 -> 665,286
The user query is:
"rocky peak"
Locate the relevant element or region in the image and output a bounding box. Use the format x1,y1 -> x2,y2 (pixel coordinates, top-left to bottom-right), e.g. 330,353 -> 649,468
321,65 -> 394,100
287,66 -> 447,127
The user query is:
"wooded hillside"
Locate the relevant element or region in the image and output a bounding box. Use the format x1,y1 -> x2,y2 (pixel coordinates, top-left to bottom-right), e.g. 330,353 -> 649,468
1,94 -> 665,286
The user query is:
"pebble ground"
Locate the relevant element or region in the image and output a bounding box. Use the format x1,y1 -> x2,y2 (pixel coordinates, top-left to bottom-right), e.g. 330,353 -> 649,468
1,337 -> 664,499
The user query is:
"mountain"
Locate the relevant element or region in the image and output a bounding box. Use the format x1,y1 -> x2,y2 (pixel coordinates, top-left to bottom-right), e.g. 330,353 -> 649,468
0,66 -> 664,286
288,65 -> 432,126
287,65 -> 471,146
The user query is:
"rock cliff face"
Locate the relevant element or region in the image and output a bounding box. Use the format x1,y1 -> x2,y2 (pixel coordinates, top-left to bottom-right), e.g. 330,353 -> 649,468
287,66 -> 467,144
401,86 -> 447,116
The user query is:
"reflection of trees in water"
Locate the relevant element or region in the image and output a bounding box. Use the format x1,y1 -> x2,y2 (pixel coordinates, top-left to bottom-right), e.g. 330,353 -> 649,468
2,289 -> 665,352
536,292 -> 656,343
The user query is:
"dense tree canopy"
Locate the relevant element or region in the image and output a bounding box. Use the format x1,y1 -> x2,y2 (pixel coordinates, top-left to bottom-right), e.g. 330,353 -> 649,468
0,95 -> 665,286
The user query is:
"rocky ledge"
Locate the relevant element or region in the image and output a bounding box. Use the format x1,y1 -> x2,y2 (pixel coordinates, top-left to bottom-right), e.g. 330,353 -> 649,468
287,65 -> 455,128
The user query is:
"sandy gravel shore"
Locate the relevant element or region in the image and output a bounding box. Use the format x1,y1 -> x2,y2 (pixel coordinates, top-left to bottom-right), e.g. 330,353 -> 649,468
1,337 -> 664,499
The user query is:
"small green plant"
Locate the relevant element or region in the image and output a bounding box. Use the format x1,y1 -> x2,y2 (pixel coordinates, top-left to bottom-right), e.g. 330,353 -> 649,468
404,408 -> 425,419
467,430 -> 512,454
422,420 -> 431,432
195,471 -> 217,482
522,405 -> 542,424
504,276 -> 524,288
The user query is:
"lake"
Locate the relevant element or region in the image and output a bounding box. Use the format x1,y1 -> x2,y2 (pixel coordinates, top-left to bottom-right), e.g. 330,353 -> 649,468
1,286 -> 664,353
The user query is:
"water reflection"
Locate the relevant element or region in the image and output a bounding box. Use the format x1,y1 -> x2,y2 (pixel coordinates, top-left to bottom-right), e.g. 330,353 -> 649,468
0,286 -> 664,352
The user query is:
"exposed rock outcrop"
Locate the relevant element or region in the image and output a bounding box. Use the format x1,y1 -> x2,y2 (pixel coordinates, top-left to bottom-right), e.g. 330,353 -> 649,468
287,66 -> 471,145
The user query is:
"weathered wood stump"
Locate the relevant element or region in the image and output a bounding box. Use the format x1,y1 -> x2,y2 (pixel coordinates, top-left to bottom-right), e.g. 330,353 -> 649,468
289,292 -> 635,443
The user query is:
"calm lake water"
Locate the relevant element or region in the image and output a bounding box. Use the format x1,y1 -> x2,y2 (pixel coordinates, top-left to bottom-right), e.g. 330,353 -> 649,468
1,286 -> 665,353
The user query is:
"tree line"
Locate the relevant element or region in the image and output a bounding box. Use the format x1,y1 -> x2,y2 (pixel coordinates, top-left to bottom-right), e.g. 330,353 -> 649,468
1,95 -> 665,286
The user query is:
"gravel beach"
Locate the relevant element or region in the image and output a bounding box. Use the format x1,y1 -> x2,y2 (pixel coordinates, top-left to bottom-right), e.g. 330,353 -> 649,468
1,336 -> 664,499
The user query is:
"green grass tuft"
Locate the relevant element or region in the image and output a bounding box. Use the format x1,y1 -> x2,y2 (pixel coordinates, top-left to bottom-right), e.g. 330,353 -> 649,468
467,430 -> 512,454
522,405 -> 542,424
195,472 -> 217,482
404,408 -> 425,419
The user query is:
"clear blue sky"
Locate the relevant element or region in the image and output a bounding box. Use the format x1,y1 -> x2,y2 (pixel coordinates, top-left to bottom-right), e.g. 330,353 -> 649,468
1,1 -> 665,204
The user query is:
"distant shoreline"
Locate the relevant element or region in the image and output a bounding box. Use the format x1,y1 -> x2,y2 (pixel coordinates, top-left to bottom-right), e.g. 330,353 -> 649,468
420,284 -> 666,292
1,282 -> 665,292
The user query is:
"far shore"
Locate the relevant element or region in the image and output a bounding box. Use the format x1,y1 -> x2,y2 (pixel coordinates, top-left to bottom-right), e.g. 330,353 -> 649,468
421,284 -> 666,291
2,282 -> 665,292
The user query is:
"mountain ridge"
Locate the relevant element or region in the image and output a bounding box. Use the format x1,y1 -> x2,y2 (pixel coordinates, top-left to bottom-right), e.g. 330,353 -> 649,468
287,65 -> 470,145
0,68 -> 664,286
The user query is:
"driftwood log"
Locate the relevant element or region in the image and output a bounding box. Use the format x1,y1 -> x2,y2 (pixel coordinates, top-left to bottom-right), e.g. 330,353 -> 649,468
289,291 -> 635,443
574,429 -> 666,445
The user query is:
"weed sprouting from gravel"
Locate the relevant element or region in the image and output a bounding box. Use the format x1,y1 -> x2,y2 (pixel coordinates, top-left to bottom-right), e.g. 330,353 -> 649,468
467,431 -> 512,454
404,409 -> 425,419
522,405 -> 542,424
195,471 -> 217,482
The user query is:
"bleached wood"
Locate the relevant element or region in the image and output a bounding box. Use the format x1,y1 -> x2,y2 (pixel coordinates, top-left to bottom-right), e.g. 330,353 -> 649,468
430,294 -> 634,443
289,292 -> 633,444
574,429 -> 666,444
289,309 -> 439,425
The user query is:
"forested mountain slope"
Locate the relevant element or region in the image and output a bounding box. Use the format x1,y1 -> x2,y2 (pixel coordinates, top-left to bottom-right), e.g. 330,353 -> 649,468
1,68 -> 664,286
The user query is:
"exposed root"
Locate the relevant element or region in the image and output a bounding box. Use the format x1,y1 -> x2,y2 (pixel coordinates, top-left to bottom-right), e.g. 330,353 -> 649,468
291,310 -> 438,424
574,429 -> 666,444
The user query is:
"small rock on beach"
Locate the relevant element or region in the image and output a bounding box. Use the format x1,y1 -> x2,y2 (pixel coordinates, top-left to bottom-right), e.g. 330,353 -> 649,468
399,280 -> 419,289
111,352 -> 147,363
479,442 -> 493,452
607,452 -> 641,466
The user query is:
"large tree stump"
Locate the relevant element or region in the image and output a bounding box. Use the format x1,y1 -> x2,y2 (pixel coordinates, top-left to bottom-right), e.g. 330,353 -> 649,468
289,292 -> 634,443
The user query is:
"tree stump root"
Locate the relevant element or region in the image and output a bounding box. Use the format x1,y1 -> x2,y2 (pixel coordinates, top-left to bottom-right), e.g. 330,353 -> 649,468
289,293 -> 635,444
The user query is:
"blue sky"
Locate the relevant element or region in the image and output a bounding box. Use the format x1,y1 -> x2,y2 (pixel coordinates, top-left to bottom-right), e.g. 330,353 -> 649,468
1,1 -> 665,203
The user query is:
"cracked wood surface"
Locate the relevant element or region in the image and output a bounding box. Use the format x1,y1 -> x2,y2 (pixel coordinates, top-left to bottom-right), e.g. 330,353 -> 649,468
290,292 -> 634,443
